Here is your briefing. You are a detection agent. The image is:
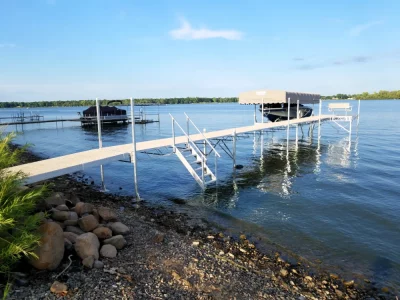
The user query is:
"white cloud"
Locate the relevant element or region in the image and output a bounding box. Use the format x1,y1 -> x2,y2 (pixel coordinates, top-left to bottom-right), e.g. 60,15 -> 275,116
0,43 -> 16,48
169,18 -> 243,41
349,21 -> 383,37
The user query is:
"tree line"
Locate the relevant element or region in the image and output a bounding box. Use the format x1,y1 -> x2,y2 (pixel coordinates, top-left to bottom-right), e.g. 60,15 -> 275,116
321,90 -> 400,100
1,90 -> 398,108
0,97 -> 238,108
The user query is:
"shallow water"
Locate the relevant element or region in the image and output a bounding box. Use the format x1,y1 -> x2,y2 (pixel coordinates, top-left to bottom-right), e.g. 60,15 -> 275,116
1,101 -> 399,291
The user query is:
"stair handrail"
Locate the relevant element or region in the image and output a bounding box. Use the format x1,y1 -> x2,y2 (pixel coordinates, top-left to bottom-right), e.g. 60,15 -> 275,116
169,114 -> 205,160
184,113 -> 221,158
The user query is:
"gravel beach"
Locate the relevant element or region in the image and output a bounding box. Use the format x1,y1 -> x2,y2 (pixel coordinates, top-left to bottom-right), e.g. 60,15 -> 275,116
1,146 -> 395,299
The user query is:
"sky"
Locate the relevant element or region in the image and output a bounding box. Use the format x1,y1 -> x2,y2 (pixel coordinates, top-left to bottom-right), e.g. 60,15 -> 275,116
1,0 -> 399,101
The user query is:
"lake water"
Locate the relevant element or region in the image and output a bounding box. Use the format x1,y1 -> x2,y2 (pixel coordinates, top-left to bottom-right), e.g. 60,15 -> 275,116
1,101 -> 399,292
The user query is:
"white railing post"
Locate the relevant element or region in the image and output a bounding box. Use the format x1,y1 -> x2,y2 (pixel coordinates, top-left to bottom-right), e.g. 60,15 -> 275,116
96,98 -> 106,191
186,115 -> 190,147
130,98 -> 140,200
357,99 -> 361,127
254,104 -> 257,124
171,117 -> 176,151
203,128 -> 206,156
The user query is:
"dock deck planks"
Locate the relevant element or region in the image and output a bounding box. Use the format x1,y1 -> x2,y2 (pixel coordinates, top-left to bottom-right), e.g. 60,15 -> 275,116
5,115 -> 332,184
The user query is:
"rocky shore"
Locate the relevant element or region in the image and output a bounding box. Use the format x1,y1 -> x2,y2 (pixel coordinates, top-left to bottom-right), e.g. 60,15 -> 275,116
1,146 -> 396,299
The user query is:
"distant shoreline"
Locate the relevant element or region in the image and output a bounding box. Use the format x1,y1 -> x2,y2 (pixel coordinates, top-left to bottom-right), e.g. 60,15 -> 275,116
1,98 -> 399,110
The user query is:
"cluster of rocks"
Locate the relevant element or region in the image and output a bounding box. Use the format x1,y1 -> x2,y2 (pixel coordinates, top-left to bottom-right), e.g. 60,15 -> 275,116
29,192 -> 129,271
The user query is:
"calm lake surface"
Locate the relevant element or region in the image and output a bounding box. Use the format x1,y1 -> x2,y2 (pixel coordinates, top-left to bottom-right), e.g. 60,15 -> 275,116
1,101 -> 399,291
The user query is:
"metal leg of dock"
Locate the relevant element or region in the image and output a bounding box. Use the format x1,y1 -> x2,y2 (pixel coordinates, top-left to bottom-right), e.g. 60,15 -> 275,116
232,129 -> 237,169
130,98 -> 140,200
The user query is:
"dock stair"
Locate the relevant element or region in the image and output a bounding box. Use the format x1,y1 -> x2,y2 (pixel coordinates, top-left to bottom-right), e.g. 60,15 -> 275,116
170,113 -> 220,189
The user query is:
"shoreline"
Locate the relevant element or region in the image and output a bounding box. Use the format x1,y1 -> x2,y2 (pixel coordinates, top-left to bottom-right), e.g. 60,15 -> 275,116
3,144 -> 395,299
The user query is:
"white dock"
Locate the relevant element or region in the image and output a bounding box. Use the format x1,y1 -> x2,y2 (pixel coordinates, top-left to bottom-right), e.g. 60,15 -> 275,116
6,114 -> 334,184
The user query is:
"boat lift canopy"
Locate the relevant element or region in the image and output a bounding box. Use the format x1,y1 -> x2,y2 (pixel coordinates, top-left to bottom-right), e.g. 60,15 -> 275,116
239,90 -> 320,105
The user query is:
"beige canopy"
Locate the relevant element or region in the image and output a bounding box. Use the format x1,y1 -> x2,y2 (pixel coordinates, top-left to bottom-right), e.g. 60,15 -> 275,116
239,90 -> 320,105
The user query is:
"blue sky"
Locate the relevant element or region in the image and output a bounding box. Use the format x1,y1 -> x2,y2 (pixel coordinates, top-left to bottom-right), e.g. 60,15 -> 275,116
1,0 -> 399,101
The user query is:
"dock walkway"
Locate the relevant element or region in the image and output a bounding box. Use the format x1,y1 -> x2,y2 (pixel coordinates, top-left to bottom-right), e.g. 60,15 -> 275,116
6,115 -> 333,184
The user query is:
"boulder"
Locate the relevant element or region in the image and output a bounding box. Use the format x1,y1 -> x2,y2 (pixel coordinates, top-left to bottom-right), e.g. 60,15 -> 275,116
75,232 -> 100,260
100,244 -> 117,258
98,207 -> 117,221
65,192 -> 80,207
110,222 -> 130,235
92,227 -> 112,239
74,202 -> 94,216
94,260 -> 104,269
29,222 -> 64,270
103,235 -> 127,250
63,232 -> 78,244
68,212 -> 78,221
65,226 -> 85,235
56,204 -> 69,211
64,219 -> 78,226
78,215 -> 98,232
92,209 -> 100,222
54,221 -> 65,230
52,211 -> 70,222
82,256 -> 95,268
45,192 -> 67,209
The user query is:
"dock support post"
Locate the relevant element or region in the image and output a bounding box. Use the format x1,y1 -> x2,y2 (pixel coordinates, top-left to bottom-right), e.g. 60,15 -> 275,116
130,97 -> 140,200
232,129 -> 237,169
203,128 -> 206,156
318,99 -> 322,148
349,116 -> 352,150
286,97 -> 291,142
261,98 -> 264,124
254,105 -> 257,124
295,99 -> 299,149
96,98 -> 106,191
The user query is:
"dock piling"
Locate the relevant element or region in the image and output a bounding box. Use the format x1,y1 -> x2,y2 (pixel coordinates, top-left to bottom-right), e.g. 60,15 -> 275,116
96,98 -> 106,191
130,98 -> 140,200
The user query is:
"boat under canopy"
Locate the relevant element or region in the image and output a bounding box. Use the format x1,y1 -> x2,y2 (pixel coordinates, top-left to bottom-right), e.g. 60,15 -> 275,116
239,89 -> 320,122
